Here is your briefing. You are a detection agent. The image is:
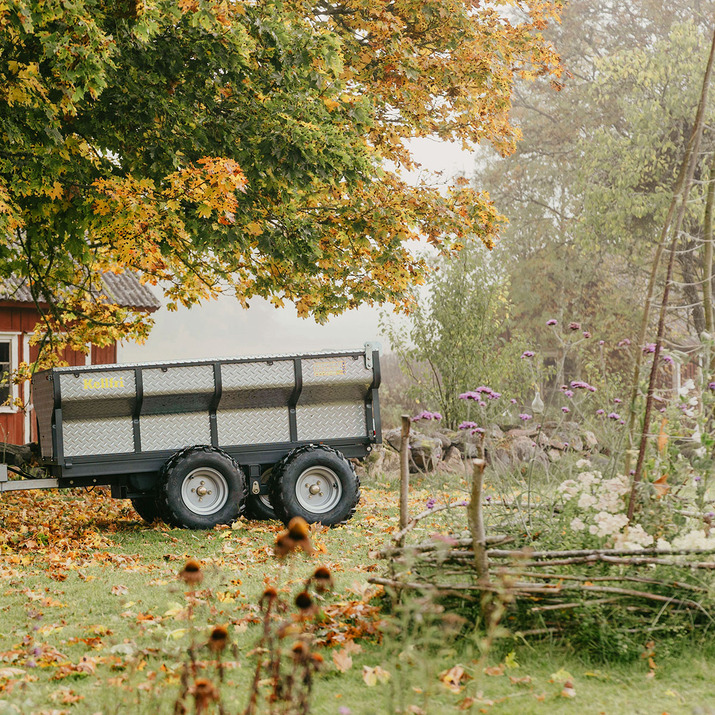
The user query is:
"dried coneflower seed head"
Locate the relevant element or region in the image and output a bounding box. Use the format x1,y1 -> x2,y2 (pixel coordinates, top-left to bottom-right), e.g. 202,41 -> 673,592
295,591 -> 314,612
288,516 -> 310,540
263,586 -> 278,600
291,641 -> 309,661
208,625 -> 229,653
191,677 -> 219,708
311,652 -> 324,665
274,533 -> 295,558
312,566 -> 333,593
179,559 -> 204,586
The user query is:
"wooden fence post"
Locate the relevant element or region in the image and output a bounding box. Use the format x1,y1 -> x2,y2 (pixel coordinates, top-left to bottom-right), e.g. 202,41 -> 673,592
399,415 -> 411,547
469,459 -> 489,581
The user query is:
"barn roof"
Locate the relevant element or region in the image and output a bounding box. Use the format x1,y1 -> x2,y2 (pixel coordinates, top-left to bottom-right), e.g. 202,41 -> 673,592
0,272 -> 161,312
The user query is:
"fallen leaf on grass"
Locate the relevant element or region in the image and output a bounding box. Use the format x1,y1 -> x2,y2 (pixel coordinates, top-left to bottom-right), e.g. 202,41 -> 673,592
363,665 -> 390,686
439,665 -> 471,693
560,680 -> 576,698
549,667 -> 573,684
509,675 -> 532,685
332,648 -> 353,673
111,584 -> 128,596
483,665 -> 504,677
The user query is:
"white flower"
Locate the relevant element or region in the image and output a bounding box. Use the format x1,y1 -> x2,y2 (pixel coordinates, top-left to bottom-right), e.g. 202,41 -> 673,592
575,459 -> 592,469
570,517 -> 586,532
577,471 -> 601,488
577,493 -> 597,510
656,538 -> 672,551
672,529 -> 715,551
558,479 -> 579,499
613,524 -> 654,551
601,476 -> 630,497
591,511 -> 629,538
678,379 -> 695,397
596,492 -> 622,513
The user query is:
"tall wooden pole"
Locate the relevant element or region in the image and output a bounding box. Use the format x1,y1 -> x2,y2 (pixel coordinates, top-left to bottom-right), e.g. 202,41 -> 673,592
624,25 -> 715,478
399,415 -> 411,547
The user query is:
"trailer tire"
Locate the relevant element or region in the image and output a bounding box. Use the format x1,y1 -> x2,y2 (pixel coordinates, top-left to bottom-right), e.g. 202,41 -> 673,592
244,469 -> 276,520
130,496 -> 161,524
269,445 -> 360,526
159,446 -> 247,529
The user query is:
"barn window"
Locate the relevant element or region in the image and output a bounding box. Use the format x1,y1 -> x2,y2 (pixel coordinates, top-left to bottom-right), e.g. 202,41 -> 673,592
0,334 -> 19,412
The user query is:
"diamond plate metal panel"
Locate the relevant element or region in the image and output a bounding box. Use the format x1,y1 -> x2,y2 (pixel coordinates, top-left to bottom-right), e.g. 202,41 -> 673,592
296,403 -> 366,441
217,407 -> 290,446
140,412 -> 210,452
60,370 -> 135,401
63,417 -> 134,457
142,365 -> 214,395
221,360 -> 294,390
301,357 -> 372,386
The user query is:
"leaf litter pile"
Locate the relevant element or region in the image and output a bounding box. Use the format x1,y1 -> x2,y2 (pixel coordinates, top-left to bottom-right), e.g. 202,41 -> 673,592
0,484 -> 459,714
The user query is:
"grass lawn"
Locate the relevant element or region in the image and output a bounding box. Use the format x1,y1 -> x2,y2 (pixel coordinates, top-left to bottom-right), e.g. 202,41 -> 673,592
0,477 -> 714,714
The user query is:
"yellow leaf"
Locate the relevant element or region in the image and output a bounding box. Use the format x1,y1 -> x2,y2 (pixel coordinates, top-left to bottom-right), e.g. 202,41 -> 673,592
504,650 -> 519,669
167,628 -> 188,640
246,221 -> 263,236
332,649 -> 353,673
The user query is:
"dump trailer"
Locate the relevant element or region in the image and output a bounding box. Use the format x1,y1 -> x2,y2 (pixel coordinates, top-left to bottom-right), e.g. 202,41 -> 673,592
0,345 -> 381,529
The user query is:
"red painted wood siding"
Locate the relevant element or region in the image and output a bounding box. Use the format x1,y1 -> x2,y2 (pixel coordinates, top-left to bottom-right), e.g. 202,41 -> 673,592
0,304 -> 118,446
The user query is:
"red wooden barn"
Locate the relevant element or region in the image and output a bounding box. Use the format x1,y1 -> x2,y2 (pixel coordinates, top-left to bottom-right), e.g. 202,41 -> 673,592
0,273 -> 160,445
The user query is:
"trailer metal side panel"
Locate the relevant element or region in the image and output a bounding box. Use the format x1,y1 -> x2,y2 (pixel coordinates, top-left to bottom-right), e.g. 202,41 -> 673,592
296,356 -> 372,441
31,347 -> 381,474
140,365 -> 214,451
60,370 -> 136,457
217,360 -> 294,445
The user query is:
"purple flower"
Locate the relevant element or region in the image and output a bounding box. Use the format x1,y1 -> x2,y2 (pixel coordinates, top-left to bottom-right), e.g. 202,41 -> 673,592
662,355 -> 674,365
510,398 -> 517,404
426,498 -> 436,509
596,409 -> 605,415
459,386 -> 500,401
521,350 -> 535,359
571,380 -> 596,392
642,343 -> 656,354
709,382 -> 715,391
619,419 -> 625,424
608,412 -> 621,420
599,340 -> 605,346
695,476 -> 702,484
486,495 -> 492,502
563,389 -> 574,398
458,421 -> 479,431
471,427 -> 485,435
561,407 -> 570,413
569,322 -> 581,331
339,709 -> 352,715
546,318 -> 557,326
617,339 -> 631,347
412,410 -> 442,422
582,331 -> 591,338
614,398 -> 622,404
479,400 -> 487,408
519,413 -> 532,421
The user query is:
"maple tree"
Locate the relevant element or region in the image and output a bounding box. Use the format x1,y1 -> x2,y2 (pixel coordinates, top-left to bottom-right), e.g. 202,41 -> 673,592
0,0 -> 562,361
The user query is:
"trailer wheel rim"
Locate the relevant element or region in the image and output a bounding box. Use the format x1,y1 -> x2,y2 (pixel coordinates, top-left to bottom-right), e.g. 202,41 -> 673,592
181,467 -> 229,516
295,466 -> 342,514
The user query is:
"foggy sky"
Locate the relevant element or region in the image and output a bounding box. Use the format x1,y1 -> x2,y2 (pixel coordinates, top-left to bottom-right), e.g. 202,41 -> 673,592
119,139 -> 475,363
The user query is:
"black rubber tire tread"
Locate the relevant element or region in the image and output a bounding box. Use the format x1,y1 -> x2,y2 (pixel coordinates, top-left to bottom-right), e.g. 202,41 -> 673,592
268,445 -> 360,526
159,445 -> 247,529
244,494 -> 276,520
244,468 -> 277,520
130,496 -> 161,524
